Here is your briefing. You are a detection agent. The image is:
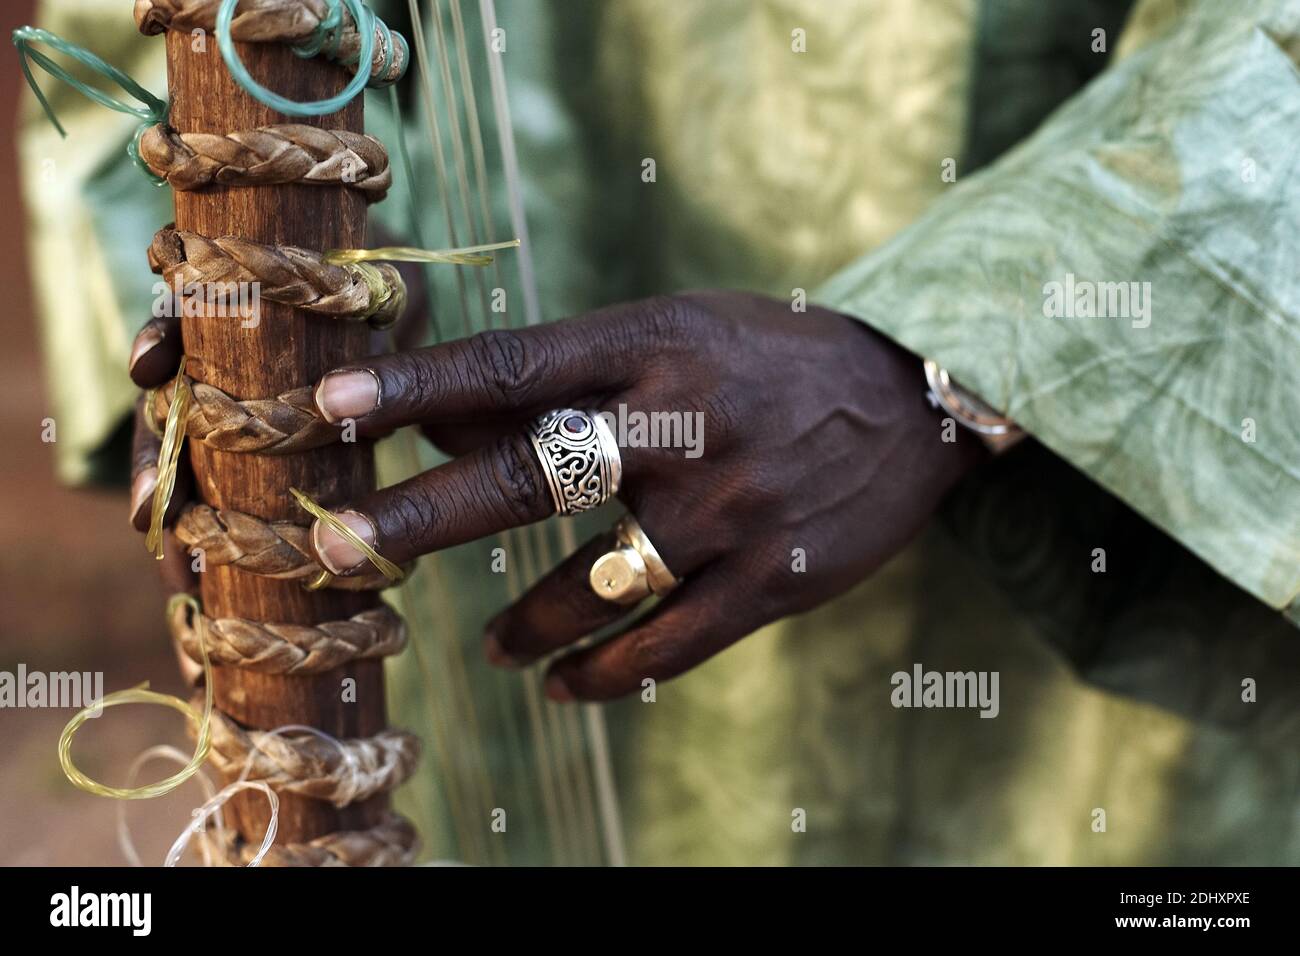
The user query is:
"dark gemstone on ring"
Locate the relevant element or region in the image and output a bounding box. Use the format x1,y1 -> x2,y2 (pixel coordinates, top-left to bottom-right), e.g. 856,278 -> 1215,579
562,414 -> 586,435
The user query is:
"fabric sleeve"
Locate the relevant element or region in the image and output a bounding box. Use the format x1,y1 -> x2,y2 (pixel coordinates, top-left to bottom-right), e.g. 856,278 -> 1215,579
17,2 -> 170,485
815,0 -> 1300,625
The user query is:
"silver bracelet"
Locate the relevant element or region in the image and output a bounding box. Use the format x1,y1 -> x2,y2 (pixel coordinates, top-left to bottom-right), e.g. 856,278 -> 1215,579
923,359 -> 1025,454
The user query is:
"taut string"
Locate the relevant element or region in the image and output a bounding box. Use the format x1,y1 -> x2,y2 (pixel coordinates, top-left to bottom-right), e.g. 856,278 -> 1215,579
474,0 -> 627,865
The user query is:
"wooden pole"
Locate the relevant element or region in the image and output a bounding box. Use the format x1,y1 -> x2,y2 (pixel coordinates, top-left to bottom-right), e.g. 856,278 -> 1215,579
164,31 -> 388,846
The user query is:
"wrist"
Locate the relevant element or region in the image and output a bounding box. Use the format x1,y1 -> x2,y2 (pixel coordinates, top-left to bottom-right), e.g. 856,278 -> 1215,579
856,321 -> 991,485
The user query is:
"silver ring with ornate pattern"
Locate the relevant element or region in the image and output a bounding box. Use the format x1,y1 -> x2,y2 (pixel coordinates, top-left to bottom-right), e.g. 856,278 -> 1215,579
527,408 -> 622,516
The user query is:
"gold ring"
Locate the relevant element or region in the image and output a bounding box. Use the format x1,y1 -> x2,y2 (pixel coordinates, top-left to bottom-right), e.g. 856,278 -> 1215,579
588,514 -> 680,605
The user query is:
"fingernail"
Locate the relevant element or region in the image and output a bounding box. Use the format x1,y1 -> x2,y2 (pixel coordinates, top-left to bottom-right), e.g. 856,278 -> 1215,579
130,467 -> 158,526
483,631 -> 520,669
315,370 -> 379,424
311,511 -> 377,574
544,672 -> 574,703
128,325 -> 164,374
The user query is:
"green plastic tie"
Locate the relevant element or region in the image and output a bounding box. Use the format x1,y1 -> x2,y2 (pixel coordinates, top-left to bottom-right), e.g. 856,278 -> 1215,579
12,26 -> 168,181
217,0 -> 407,118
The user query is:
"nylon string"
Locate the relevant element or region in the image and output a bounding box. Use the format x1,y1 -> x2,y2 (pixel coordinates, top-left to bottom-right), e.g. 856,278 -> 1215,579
472,0 -> 625,865
435,0 -> 576,865
457,0 -> 600,865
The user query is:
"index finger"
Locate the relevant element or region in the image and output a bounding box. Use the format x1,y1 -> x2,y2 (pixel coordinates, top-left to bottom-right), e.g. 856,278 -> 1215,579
311,296 -> 689,432
129,315 -> 184,389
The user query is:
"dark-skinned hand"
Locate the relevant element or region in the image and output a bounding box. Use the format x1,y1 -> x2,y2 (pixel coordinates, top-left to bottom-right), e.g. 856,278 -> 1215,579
128,290 -> 985,701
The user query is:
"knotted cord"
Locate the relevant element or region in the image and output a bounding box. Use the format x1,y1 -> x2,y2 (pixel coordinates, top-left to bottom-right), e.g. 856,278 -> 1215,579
202,810 -> 419,866
174,502 -> 399,588
135,0 -> 409,87
170,599 -> 408,674
149,375 -> 337,455
139,123 -> 394,197
120,725 -> 421,867
203,706 -> 421,806
148,226 -> 409,328
215,0 -> 396,116
118,723 -> 420,867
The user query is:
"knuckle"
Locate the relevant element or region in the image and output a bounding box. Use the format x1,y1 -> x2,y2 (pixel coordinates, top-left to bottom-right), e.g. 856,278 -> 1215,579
633,295 -> 695,346
626,625 -> 682,681
551,581 -> 605,626
483,434 -> 549,523
389,485 -> 446,552
389,347 -> 447,415
467,329 -> 546,407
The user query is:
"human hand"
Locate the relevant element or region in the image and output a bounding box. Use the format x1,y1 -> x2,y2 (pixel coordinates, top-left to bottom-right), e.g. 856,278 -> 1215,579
296,291 -> 987,700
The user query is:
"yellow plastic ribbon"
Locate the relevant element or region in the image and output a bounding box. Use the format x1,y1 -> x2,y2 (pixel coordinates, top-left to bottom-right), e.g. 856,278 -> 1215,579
58,594 -> 214,800
145,361 -> 192,560
290,486 -> 406,585
323,238 -> 520,268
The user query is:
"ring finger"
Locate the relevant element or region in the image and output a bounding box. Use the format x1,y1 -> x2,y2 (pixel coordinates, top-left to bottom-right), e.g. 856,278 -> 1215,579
483,531 -> 629,667
482,511 -> 700,669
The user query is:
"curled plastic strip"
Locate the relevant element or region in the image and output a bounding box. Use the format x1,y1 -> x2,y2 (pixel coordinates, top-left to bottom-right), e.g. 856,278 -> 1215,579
325,238 -> 521,268
58,594 -> 214,801
164,724 -> 366,866
216,0 -> 406,117
145,360 -> 192,560
165,780 -> 279,868
290,487 -> 406,584
116,746 -> 222,867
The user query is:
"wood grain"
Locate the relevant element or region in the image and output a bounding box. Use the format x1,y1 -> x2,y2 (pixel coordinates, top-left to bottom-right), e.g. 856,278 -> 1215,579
165,30 -> 388,845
